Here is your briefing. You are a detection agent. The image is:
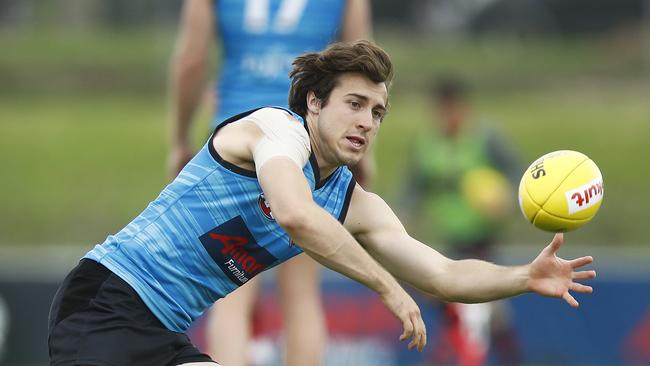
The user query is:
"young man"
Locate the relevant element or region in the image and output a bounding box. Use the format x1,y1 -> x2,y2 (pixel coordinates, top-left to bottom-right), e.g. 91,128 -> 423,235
168,1 -> 373,363
49,41 -> 595,366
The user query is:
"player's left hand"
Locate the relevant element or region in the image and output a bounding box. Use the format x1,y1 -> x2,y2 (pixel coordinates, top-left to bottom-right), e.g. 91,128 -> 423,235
526,233 -> 597,307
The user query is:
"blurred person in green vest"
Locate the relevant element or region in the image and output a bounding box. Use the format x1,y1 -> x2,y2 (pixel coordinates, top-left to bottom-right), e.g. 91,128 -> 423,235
405,77 -> 522,366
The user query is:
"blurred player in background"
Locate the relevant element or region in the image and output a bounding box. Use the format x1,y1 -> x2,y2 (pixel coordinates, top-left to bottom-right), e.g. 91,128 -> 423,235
405,77 -> 522,365
168,1 -> 372,364
49,41 -> 596,366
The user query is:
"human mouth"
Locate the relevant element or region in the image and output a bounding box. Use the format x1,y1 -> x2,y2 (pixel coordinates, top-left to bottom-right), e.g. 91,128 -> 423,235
346,136 -> 366,149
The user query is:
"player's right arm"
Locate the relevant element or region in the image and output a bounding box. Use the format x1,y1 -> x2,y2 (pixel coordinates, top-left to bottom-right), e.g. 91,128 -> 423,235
213,109 -> 426,351
259,160 -> 426,351
168,0 -> 215,176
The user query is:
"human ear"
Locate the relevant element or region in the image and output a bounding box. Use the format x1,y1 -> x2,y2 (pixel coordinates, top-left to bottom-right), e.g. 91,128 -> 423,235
306,91 -> 321,115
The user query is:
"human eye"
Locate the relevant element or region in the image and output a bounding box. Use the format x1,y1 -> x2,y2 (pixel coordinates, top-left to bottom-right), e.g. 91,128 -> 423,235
349,100 -> 361,110
372,109 -> 385,122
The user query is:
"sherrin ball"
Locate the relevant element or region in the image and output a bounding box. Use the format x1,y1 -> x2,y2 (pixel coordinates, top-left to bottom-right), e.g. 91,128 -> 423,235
518,150 -> 604,232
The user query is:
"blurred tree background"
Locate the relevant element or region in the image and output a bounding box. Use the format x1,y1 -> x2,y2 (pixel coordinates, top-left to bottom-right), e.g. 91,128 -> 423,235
1,0 -> 648,248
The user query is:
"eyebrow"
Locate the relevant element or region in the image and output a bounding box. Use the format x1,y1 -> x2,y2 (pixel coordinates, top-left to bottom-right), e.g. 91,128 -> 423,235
346,93 -> 387,111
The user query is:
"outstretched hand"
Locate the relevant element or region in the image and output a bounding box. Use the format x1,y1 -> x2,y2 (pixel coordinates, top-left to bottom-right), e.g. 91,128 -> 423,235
527,233 -> 597,307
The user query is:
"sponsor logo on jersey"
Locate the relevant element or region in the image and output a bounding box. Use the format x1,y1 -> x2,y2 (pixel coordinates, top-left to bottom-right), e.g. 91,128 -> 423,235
566,177 -> 604,214
199,216 -> 278,285
258,193 -> 275,220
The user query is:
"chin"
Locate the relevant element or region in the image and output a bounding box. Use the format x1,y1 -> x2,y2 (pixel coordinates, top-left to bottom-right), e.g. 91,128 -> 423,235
335,148 -> 365,167
342,155 -> 363,167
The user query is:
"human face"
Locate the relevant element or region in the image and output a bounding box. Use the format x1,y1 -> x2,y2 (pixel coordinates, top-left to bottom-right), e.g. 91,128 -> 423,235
307,73 -> 388,174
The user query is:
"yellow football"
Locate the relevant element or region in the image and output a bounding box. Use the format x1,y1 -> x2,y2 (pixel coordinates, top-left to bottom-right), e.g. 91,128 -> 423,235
518,150 -> 604,232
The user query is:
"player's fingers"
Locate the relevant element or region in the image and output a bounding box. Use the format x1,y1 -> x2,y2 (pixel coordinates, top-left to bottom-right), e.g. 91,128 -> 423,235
406,313 -> 419,349
407,312 -> 425,351
572,270 -> 596,280
547,233 -> 564,253
570,282 -> 593,293
569,256 -> 593,268
407,332 -> 419,350
418,316 -> 427,351
408,327 -> 425,352
562,291 -> 579,307
400,316 -> 414,341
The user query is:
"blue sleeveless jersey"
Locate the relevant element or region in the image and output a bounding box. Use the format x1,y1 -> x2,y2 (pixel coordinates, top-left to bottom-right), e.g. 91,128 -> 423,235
85,108 -> 355,332
214,0 -> 346,124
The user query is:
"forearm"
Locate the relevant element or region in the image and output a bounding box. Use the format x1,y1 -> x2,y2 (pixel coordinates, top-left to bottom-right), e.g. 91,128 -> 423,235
170,58 -> 206,146
434,259 -> 530,303
359,230 -> 530,304
170,0 -> 213,147
341,0 -> 371,41
287,206 -> 400,298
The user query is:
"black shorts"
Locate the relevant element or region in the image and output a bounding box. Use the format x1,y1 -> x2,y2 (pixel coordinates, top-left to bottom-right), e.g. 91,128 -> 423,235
48,259 -> 216,366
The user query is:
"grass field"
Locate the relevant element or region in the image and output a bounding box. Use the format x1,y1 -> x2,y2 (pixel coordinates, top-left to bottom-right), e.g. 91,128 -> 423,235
0,28 -> 648,246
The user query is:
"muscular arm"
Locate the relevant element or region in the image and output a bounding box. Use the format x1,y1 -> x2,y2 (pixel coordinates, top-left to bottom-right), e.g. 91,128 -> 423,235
259,160 -> 390,286
345,185 -> 596,306
258,159 -> 425,350
168,0 -> 215,176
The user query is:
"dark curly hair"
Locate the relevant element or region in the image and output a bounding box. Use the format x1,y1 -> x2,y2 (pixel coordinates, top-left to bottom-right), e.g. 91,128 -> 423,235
288,40 -> 393,118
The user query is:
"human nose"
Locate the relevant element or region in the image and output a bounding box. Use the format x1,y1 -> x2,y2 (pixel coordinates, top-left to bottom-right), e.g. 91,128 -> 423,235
357,110 -> 374,131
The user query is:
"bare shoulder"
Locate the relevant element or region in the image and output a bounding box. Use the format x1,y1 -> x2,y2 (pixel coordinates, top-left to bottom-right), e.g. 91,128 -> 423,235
348,183 -> 381,208
212,107 -> 304,171
212,119 -> 262,170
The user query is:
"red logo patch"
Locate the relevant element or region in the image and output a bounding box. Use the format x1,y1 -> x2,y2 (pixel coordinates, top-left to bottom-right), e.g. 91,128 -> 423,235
199,216 -> 279,285
258,193 -> 274,220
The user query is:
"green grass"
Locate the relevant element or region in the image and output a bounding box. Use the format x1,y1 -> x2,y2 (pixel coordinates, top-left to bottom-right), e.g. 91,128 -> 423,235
380,34 -> 648,88
0,29 -> 176,93
1,28 -> 648,245
0,93 -> 166,243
